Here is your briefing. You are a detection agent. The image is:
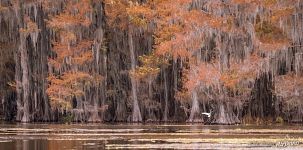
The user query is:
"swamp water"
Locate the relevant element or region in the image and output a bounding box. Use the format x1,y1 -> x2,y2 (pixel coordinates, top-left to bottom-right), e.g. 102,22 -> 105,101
0,123 -> 302,149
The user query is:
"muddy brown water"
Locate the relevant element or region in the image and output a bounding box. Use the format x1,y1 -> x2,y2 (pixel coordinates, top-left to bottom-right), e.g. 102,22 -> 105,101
0,123 -> 302,149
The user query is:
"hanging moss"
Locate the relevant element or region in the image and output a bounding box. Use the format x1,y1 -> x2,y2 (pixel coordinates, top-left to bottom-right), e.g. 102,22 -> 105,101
255,21 -> 289,44
0,0 -> 302,124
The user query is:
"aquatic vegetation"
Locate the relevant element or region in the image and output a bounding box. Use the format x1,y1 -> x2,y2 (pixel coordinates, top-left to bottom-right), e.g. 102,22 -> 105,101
276,116 -> 284,124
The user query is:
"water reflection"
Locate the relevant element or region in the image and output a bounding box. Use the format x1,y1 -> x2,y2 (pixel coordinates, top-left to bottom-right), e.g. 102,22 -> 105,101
0,123 -> 302,149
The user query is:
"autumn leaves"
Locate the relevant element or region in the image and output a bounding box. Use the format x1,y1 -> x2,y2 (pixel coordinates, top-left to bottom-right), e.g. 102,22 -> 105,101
44,0 -> 301,114
46,0 -> 101,110
105,0 -> 301,106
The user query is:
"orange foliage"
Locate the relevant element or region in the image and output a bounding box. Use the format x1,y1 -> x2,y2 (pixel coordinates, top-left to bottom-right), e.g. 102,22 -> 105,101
221,54 -> 262,90
46,0 -> 100,110
72,51 -> 93,65
255,21 -> 290,51
185,62 -> 221,92
131,53 -> 165,80
231,0 -> 276,7
271,7 -> 295,23
154,25 -> 182,44
104,0 -> 129,29
105,0 -> 208,58
50,40 -> 93,67
60,31 -> 77,44
19,16 -> 39,33
0,4 -> 9,12
105,0 -> 297,103
183,10 -> 223,29
47,72 -> 103,109
126,4 -> 153,27
149,1 -> 224,59
275,73 -> 303,103
47,0 -> 92,29
104,0 -> 154,29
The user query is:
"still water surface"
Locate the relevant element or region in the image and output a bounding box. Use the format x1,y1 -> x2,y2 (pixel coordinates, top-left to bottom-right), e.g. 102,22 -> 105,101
0,123 -> 302,149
